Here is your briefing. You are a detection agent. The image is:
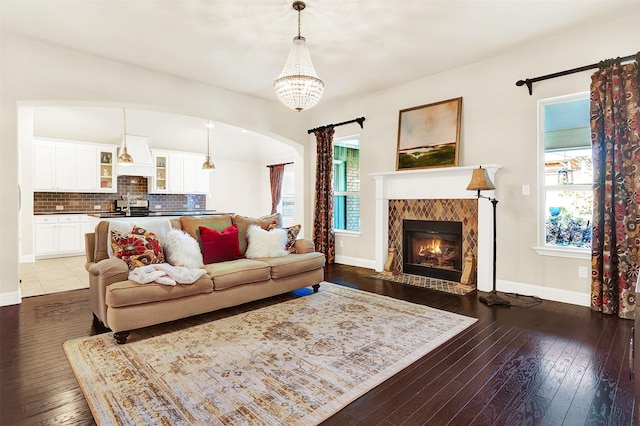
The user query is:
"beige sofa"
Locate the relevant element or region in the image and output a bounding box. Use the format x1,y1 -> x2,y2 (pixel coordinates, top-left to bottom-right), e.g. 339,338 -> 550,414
85,214 -> 325,344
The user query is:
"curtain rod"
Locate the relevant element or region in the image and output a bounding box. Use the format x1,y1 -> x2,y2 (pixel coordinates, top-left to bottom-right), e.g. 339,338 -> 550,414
516,52 -> 639,95
266,162 -> 293,168
307,117 -> 366,134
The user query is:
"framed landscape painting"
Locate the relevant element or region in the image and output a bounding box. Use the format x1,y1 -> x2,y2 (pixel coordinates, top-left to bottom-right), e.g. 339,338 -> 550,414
396,97 -> 462,170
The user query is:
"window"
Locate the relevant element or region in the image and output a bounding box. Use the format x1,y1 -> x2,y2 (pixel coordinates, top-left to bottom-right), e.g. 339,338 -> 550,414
279,163 -> 295,227
333,137 -> 360,232
536,93 -> 592,258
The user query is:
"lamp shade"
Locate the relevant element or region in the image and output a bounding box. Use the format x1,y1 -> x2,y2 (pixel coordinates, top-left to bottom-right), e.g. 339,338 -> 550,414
274,36 -> 325,111
466,166 -> 496,191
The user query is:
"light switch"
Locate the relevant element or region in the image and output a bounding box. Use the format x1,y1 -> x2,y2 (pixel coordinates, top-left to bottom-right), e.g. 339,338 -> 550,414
521,184 -> 530,196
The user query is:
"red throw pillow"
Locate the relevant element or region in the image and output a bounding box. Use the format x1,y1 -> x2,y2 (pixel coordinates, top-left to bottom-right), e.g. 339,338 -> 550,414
199,224 -> 245,264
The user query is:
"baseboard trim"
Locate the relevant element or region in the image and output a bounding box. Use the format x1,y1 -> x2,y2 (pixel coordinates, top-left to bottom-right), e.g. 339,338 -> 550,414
334,255 -> 376,270
497,279 -> 590,307
0,290 -> 22,306
333,258 -> 591,307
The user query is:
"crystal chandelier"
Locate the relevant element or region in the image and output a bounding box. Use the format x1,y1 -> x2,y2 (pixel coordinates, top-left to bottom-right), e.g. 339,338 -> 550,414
273,1 -> 324,112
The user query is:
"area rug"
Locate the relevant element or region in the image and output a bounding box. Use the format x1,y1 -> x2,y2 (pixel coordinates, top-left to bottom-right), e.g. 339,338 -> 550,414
368,272 -> 476,296
64,282 -> 476,425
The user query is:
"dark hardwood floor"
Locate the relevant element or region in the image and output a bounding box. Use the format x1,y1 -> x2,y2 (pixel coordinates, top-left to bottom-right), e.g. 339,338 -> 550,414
1,264 -> 635,425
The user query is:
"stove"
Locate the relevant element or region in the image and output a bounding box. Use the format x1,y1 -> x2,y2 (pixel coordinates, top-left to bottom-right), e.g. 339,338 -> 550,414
115,199 -> 149,217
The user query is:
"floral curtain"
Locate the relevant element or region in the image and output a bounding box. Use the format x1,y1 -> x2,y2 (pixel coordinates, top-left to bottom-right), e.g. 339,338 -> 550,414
268,164 -> 285,215
313,128 -> 335,264
591,57 -> 640,319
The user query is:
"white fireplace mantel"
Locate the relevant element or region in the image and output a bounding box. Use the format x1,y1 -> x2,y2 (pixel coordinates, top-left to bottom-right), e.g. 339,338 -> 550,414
369,164 -> 501,292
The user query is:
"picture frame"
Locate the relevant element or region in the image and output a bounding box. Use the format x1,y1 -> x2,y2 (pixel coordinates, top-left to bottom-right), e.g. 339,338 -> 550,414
396,97 -> 462,170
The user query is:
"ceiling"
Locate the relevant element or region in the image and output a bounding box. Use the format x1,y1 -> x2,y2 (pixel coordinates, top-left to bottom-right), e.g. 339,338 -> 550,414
31,106 -> 294,162
2,0 -> 635,104
4,1 -> 636,160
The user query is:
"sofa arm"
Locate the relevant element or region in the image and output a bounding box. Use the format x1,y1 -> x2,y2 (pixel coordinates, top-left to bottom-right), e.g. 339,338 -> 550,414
86,258 -> 129,283
86,258 -> 129,327
294,238 -> 316,254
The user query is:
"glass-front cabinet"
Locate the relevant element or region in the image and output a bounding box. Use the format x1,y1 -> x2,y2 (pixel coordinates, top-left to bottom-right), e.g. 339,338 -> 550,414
152,154 -> 168,192
98,147 -> 117,192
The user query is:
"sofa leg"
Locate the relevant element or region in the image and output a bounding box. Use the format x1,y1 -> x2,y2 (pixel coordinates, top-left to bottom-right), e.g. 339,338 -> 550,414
312,283 -> 320,293
113,331 -> 130,345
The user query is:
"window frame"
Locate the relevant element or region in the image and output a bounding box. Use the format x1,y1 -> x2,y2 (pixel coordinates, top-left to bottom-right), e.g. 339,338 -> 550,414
534,92 -> 591,260
333,135 -> 361,234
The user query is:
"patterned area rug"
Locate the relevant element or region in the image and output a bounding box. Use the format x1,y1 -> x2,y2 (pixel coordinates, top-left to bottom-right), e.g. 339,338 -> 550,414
64,282 -> 476,425
369,272 -> 476,296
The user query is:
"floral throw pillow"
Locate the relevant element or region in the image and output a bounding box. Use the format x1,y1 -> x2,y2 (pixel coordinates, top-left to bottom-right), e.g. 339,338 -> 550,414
268,223 -> 301,253
111,226 -> 165,269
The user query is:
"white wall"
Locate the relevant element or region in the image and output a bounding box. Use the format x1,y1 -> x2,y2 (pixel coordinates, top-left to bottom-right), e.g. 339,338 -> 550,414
0,32 -> 312,305
309,14 -> 640,302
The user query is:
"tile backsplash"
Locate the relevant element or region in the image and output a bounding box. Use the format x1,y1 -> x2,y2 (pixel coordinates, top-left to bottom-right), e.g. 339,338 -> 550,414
33,176 -> 206,213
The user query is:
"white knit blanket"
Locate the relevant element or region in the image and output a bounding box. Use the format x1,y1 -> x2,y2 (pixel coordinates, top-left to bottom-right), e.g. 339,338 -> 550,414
129,263 -> 207,286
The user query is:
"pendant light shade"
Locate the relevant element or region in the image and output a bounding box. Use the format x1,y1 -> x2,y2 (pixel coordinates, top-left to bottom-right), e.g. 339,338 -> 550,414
273,1 -> 324,112
202,121 -> 215,171
117,108 -> 133,165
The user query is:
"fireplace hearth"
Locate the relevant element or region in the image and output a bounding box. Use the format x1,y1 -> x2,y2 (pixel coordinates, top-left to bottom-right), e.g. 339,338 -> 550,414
403,219 -> 463,282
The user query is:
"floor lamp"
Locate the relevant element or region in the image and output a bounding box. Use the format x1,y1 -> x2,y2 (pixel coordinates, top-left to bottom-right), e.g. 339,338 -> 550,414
466,166 -> 510,307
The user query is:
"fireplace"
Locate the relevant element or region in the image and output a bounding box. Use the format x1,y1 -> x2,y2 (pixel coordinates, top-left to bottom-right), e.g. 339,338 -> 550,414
403,219 -> 463,282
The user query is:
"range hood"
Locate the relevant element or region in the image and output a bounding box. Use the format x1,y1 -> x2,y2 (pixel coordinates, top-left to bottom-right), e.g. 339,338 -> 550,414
116,135 -> 155,177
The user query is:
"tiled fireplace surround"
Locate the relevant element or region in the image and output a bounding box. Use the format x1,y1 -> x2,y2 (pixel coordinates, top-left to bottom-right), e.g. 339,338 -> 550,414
371,165 -> 500,293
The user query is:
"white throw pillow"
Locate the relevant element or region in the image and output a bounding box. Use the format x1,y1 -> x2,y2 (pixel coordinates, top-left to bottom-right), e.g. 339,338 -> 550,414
245,225 -> 289,258
162,229 -> 204,269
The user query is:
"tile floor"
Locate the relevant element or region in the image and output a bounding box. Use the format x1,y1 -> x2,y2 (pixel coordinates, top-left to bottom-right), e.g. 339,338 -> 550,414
19,256 -> 89,297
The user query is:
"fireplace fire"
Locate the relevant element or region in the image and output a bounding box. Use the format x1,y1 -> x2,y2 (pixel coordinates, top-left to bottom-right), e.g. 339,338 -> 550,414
403,219 -> 463,282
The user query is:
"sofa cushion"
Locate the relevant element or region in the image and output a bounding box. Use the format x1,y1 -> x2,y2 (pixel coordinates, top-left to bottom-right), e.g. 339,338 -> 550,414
106,275 -> 214,308
245,225 -> 289,259
163,229 -> 203,269
259,252 -> 326,279
111,227 -> 165,270
202,258 -> 271,290
232,213 -> 282,255
268,223 -> 301,253
180,215 -> 232,247
199,224 -> 245,264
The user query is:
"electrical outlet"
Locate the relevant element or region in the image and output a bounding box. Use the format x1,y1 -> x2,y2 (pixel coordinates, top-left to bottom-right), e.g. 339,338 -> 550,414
155,205 -> 162,209
578,266 -> 589,278
195,205 -> 200,208
93,205 -> 101,210
55,205 -> 64,210
522,184 -> 530,196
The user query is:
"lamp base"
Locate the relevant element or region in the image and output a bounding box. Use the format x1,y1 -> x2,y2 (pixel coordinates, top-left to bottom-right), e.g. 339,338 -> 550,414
479,291 -> 511,307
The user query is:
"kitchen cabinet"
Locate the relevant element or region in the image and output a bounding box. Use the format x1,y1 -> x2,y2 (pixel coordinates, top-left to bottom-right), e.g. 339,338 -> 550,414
152,154 -> 168,192
34,214 -> 97,258
34,139 -> 77,191
33,138 -> 117,193
97,147 -> 117,192
150,150 -> 209,194
168,154 -> 184,193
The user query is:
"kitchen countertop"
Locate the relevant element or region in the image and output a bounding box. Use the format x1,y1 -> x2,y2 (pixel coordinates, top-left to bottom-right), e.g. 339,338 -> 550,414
35,211 -> 223,218
88,210 -> 223,219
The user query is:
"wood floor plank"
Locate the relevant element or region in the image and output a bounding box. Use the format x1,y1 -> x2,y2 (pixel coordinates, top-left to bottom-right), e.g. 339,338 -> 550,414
1,264 -> 635,426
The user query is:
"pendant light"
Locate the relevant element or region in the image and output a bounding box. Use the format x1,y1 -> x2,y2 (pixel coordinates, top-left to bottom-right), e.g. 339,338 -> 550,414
202,120 -> 215,171
273,1 -> 324,112
117,108 -> 133,165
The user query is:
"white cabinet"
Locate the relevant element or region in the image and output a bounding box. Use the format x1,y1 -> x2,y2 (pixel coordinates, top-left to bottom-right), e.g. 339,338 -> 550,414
34,140 -> 77,191
76,145 -> 97,192
150,150 -> 209,194
33,139 -> 118,193
34,214 -> 94,258
168,154 -> 184,193
97,146 -> 117,192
